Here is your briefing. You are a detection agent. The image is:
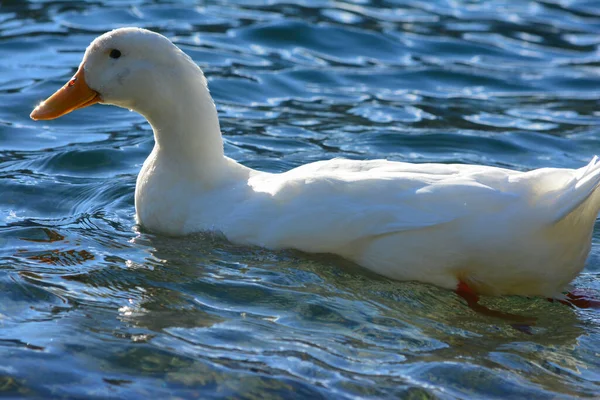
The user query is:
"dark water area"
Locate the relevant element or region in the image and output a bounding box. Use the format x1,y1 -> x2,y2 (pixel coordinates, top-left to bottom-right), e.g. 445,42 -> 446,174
1,0 -> 600,398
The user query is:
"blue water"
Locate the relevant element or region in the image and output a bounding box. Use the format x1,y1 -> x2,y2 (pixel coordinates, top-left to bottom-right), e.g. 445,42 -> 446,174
1,0 -> 600,398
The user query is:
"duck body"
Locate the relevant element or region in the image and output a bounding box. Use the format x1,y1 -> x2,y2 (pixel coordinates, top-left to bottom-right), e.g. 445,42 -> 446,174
137,146 -> 600,298
31,27 -> 600,299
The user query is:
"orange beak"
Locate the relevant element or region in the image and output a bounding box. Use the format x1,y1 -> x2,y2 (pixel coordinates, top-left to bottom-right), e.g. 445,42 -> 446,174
30,65 -> 101,121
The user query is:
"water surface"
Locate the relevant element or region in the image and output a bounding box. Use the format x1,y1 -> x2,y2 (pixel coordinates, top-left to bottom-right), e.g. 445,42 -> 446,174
1,0 -> 600,398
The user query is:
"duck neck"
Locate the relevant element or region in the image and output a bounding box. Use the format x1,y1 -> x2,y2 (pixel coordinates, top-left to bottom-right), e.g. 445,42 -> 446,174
139,69 -> 231,185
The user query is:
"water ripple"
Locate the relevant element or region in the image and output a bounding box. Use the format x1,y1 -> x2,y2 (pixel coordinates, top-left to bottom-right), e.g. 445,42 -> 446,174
1,0 -> 600,398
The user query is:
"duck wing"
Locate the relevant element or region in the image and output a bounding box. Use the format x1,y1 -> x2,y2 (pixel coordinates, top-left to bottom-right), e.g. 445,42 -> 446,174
242,159 -> 526,251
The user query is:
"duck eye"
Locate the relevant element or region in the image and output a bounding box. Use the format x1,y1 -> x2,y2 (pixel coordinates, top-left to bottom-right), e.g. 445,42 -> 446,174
109,49 -> 121,59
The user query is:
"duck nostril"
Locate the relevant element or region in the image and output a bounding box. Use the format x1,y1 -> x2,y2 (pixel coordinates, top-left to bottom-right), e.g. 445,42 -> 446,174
68,78 -> 77,87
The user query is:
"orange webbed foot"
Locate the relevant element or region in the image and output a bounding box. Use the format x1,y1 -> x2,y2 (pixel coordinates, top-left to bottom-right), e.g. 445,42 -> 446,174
549,289 -> 600,309
456,280 -> 536,333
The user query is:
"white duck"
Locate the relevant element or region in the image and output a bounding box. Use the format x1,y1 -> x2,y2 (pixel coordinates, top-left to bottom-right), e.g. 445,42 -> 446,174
31,28 -> 600,306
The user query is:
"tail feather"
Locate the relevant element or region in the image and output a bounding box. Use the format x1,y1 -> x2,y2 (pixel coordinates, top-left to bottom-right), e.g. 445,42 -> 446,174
552,156 -> 600,223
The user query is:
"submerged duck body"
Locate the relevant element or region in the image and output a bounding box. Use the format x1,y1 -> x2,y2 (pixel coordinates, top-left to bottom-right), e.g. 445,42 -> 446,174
31,28 -> 600,299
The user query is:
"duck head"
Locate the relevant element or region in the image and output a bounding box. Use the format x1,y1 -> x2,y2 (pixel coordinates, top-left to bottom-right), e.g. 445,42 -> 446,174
30,27 -> 208,121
